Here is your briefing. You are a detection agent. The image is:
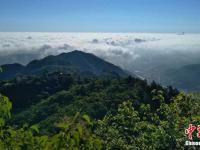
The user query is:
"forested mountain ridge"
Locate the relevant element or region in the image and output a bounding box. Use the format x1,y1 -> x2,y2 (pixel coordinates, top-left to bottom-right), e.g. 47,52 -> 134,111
1,74 -> 179,133
0,50 -> 129,80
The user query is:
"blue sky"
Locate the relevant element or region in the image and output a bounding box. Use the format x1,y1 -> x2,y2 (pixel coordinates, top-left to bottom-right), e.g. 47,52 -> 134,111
0,0 -> 200,32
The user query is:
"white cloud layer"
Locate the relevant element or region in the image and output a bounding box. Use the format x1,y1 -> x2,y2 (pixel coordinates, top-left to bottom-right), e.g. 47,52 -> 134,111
0,32 -> 200,77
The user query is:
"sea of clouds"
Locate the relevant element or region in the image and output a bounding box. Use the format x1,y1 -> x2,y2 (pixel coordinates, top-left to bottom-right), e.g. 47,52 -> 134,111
0,32 -> 200,78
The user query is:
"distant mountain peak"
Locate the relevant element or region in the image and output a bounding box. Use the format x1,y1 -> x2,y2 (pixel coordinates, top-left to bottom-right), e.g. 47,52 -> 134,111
0,50 -> 130,80
58,50 -> 84,55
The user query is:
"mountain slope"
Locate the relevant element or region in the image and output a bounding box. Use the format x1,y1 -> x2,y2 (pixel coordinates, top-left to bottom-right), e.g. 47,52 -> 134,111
162,64 -> 200,91
2,74 -> 178,133
0,50 -> 129,80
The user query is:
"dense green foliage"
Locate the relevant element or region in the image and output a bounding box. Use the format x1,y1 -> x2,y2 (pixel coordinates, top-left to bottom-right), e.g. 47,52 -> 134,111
1,89 -> 200,149
0,73 -> 178,133
0,68 -> 199,149
0,95 -> 102,150
95,92 -> 200,149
